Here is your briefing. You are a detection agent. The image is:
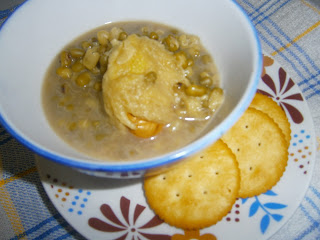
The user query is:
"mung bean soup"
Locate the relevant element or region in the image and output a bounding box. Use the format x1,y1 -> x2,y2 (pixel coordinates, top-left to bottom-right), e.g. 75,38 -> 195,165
42,21 -> 224,161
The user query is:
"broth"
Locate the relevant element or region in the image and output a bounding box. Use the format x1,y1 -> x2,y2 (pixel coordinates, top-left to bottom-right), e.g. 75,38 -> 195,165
42,21 -> 223,161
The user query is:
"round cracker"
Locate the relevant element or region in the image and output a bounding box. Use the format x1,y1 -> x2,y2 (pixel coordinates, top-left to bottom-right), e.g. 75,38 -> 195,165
144,140 -> 240,230
222,107 -> 288,198
250,93 -> 291,146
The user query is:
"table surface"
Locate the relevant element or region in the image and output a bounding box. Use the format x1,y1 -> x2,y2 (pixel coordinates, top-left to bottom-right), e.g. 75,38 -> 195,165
0,0 -> 319,239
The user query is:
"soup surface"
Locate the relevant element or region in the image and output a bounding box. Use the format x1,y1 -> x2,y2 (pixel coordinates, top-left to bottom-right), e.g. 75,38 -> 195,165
42,21 -> 223,161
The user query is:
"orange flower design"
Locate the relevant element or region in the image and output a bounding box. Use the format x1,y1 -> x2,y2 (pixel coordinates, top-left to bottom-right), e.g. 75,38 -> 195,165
172,230 -> 217,240
261,55 -> 274,77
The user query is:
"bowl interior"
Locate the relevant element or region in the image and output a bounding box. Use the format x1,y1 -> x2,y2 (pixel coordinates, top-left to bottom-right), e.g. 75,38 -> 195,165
0,0 -> 261,170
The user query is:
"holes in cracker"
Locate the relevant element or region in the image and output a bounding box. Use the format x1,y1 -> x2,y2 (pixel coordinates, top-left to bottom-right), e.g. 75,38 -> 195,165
203,190 -> 208,195
215,171 -> 219,175
161,175 -> 167,180
249,166 -> 253,171
258,142 -> 262,147
245,125 -> 249,129
237,148 -> 240,152
175,192 -> 181,198
185,170 -> 193,179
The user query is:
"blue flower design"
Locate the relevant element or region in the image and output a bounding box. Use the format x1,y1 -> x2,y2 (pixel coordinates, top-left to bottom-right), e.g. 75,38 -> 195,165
242,190 -> 287,234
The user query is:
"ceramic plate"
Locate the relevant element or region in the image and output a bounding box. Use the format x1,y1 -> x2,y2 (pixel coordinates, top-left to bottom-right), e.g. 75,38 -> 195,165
36,53 -> 316,240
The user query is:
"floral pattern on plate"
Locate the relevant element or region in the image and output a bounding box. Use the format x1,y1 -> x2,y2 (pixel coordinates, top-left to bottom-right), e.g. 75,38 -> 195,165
36,53 -> 316,240
88,196 -> 171,240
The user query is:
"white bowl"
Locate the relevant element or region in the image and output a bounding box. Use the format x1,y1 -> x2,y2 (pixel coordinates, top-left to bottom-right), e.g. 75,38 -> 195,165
0,0 -> 262,178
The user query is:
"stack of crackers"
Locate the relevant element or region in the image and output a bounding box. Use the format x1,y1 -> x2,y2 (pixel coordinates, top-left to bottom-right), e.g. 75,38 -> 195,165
144,93 -> 291,230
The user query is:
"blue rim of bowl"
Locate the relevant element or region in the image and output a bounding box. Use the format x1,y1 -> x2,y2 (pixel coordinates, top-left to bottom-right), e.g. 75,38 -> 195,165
0,0 -> 262,173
